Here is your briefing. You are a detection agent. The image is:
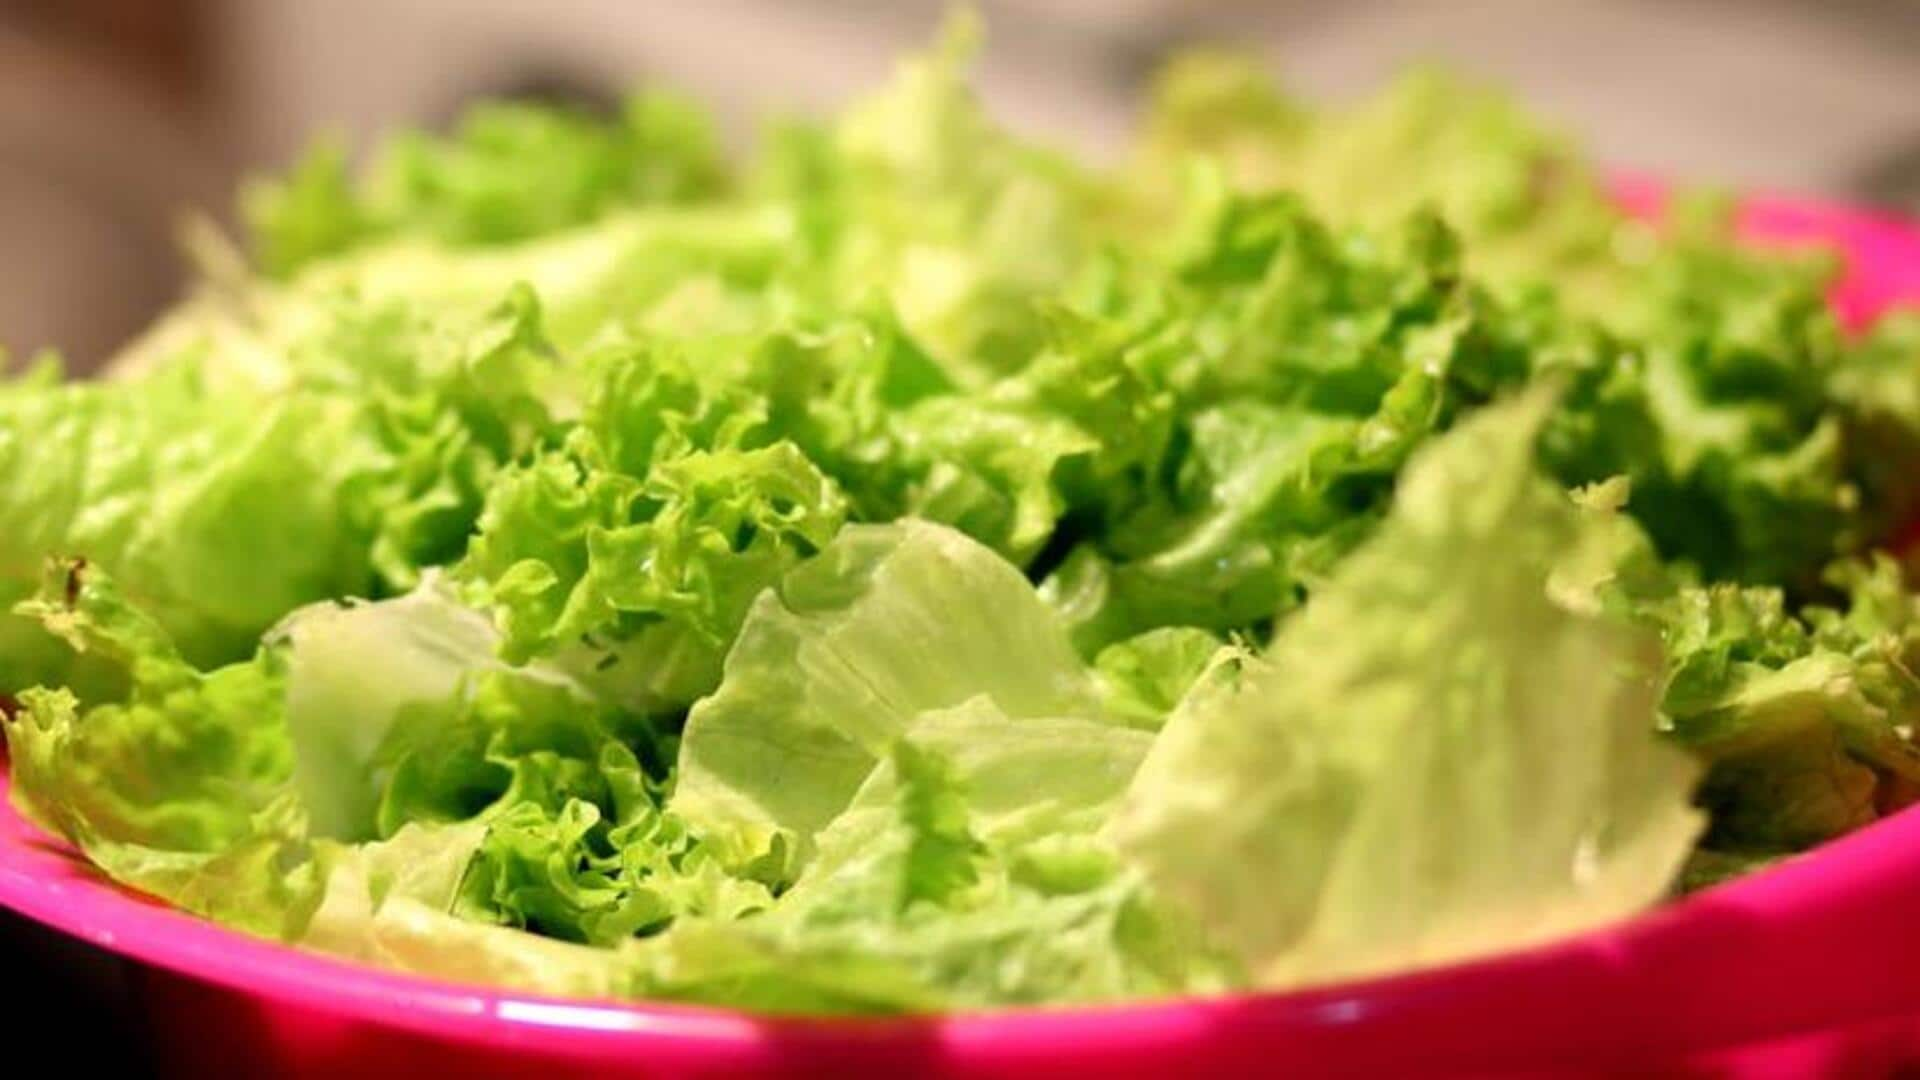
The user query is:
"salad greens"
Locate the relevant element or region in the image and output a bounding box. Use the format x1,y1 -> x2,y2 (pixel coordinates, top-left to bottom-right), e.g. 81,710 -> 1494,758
6,20 -> 1920,1011
1109,390 -> 1701,989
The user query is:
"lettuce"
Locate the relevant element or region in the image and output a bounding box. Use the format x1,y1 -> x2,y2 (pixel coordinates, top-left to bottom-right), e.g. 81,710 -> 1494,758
1637,557 -> 1920,854
6,20 -> 1920,1015
244,92 -> 727,277
3,559 -> 317,938
672,520 -> 1111,871
1108,394 -> 1703,988
299,820 -> 631,998
0,288 -> 563,687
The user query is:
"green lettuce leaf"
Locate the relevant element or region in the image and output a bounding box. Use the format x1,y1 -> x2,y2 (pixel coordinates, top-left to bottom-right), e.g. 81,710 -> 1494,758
672,519 -> 1107,870
1092,627 -> 1226,731
636,729 -> 1219,1012
653,515 -> 1214,1010
456,334 -> 852,709
1108,393 -> 1704,989
3,559 -> 317,936
0,361 -> 369,676
0,286 -> 566,686
1634,555 -> 1920,851
244,91 -> 727,277
282,578 -> 556,840
299,820 -> 630,998
1131,55 -> 1621,299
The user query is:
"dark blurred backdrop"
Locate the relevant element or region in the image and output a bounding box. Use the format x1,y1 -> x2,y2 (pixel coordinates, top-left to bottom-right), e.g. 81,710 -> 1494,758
3,0 -> 1919,362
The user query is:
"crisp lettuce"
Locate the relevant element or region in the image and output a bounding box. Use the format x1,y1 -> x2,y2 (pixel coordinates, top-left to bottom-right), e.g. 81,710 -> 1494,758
244,91 -> 727,277
299,820 -> 631,998
1108,393 -> 1703,988
0,287 -> 564,686
1636,556 -> 1920,853
6,21 -> 1920,1015
672,520 -> 1110,871
3,559 -> 317,938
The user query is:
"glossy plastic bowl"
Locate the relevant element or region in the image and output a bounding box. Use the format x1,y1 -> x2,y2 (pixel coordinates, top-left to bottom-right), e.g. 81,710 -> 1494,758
5,190 -> 1920,1079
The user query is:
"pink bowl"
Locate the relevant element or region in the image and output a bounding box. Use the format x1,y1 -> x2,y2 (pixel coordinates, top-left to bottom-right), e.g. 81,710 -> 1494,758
6,190 -> 1920,1078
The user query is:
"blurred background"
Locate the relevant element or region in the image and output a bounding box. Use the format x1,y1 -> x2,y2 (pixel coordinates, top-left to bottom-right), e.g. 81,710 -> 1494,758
3,0 -> 1919,373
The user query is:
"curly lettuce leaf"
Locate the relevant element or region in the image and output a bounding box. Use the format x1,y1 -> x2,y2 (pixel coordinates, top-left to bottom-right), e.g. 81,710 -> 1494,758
244,91 -> 727,277
1633,556 -> 1920,851
0,287 -> 566,687
1134,57 -> 1903,593
456,335 -> 852,709
3,559 -> 317,936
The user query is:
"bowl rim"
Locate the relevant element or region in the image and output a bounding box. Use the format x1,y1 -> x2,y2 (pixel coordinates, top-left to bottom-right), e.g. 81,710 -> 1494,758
5,187 -> 1920,1074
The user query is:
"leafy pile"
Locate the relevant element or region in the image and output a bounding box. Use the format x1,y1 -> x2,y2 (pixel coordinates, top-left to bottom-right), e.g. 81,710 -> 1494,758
6,25 -> 1920,1011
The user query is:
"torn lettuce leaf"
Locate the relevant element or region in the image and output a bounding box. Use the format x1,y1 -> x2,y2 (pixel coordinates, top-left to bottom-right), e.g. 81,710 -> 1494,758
299,819 -> 632,999
282,577 -> 569,841
1108,393 -> 1704,989
653,518 -> 1215,1009
0,360 -> 370,676
671,519 -> 1109,872
2,559 -> 318,938
1092,627 -> 1227,731
635,731 -> 1223,1013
